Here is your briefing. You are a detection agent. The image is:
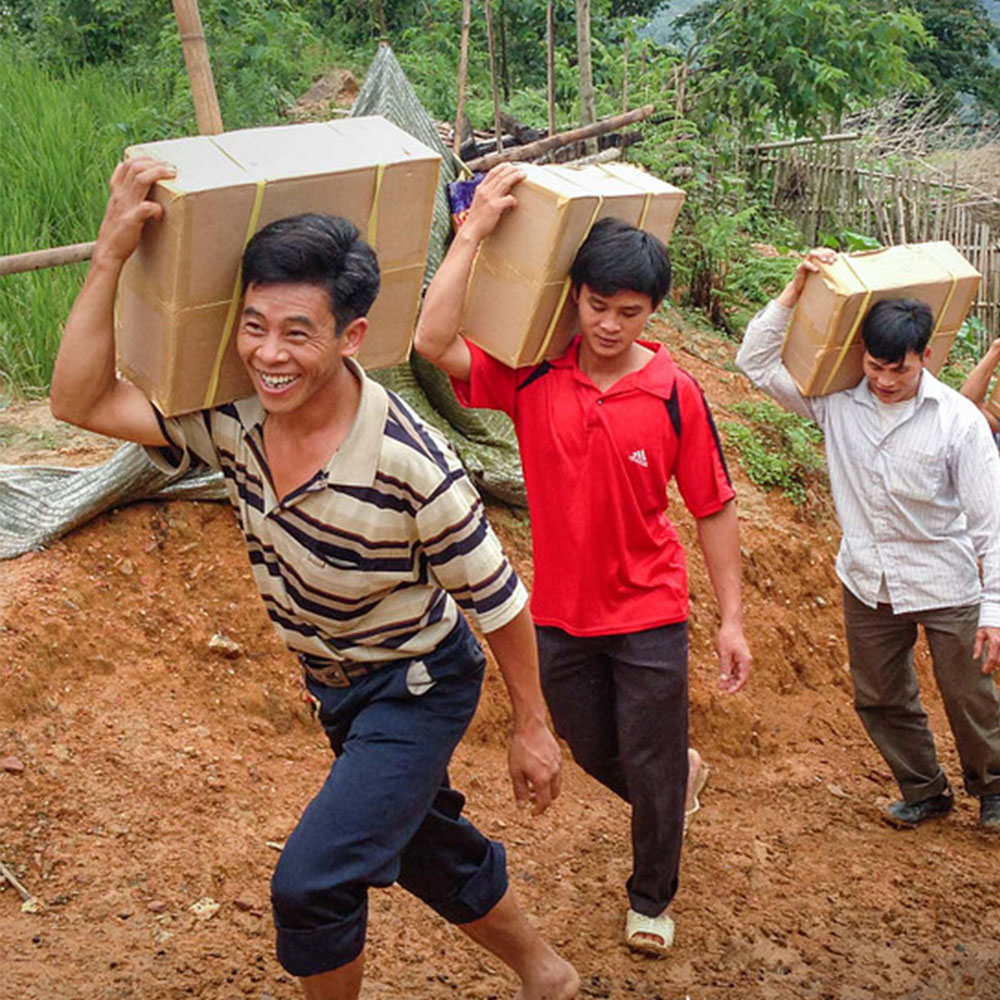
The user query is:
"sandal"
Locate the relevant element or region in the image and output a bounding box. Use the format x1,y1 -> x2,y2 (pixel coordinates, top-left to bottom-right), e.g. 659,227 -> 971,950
625,907 -> 675,957
684,754 -> 710,835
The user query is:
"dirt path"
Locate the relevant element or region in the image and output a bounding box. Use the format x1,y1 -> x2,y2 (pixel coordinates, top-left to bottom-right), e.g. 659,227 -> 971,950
2,319 -> 999,999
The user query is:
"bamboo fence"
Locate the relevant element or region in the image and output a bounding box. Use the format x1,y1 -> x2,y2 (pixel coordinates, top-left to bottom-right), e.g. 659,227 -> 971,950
749,137 -> 1000,343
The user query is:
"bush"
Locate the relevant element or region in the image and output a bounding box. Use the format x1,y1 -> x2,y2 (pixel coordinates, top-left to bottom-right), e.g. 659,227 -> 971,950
721,399 -> 827,507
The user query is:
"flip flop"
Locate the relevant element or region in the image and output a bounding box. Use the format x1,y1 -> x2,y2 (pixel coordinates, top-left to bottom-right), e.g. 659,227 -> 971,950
625,907 -> 675,957
684,758 -> 710,835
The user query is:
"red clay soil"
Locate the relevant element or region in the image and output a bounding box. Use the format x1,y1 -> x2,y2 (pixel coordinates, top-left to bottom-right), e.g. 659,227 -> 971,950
2,317 -> 999,1000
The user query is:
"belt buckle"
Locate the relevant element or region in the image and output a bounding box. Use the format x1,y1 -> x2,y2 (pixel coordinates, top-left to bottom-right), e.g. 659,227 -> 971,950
299,653 -> 352,689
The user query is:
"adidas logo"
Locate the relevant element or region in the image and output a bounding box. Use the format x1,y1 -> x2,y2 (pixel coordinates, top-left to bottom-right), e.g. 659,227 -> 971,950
628,449 -> 648,468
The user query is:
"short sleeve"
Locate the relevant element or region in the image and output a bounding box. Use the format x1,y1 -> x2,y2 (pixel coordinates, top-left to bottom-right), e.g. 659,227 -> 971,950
449,339 -> 521,418
415,456 -> 528,632
144,409 -> 221,476
673,372 -> 736,518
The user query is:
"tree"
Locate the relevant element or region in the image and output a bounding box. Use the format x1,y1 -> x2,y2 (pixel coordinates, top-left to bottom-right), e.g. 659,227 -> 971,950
676,0 -> 931,137
905,0 -> 1000,118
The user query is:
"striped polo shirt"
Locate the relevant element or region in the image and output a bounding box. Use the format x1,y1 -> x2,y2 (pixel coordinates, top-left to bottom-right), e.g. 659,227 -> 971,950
147,358 -> 526,681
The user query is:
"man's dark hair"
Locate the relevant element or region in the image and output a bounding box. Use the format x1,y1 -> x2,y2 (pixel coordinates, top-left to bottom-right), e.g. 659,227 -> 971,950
861,298 -> 933,363
569,217 -> 671,308
241,213 -> 380,333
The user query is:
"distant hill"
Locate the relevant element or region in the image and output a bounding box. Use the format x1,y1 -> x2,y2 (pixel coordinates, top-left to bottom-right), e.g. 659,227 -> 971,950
643,0 -> 705,47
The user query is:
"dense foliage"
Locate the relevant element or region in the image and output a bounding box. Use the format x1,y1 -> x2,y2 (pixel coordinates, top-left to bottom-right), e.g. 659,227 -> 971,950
1,0 -> 995,397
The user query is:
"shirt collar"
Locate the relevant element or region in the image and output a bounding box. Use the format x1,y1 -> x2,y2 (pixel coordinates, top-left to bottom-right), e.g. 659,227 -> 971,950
234,356 -> 386,489
552,336 -> 678,399
849,367 -> 942,411
324,357 -> 386,487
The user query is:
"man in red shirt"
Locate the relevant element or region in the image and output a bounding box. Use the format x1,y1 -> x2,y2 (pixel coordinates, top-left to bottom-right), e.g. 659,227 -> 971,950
415,164 -> 751,956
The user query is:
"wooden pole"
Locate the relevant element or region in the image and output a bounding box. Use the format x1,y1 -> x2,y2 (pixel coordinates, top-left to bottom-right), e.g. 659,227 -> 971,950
0,242 -> 96,277
622,35 -> 629,115
575,0 -> 597,155
172,0 -> 224,135
453,0 -> 472,156
484,0 -> 503,153
547,0 -> 556,138
465,103 -> 655,171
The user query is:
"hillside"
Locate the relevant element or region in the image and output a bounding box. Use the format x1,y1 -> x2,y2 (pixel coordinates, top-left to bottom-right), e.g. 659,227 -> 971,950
2,313 -> 999,1000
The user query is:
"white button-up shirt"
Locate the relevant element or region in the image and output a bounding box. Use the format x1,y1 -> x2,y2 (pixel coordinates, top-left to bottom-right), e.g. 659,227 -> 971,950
737,300 -> 1000,628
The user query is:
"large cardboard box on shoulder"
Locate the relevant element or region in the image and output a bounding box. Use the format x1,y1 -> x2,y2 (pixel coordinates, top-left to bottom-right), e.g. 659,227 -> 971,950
783,241 -> 981,396
117,117 -> 441,416
460,162 -> 686,367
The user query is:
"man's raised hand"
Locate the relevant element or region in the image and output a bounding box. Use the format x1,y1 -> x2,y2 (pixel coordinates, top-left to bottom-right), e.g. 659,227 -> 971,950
93,157 -> 176,267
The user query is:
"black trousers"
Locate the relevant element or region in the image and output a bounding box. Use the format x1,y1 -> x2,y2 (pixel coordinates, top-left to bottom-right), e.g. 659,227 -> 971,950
536,621 -> 688,917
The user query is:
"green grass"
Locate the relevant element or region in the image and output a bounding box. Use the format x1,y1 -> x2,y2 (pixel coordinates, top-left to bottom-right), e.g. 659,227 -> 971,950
0,41 -> 160,396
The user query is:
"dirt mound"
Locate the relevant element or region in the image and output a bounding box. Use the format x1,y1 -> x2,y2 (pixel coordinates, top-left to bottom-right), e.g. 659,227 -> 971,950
3,317 -> 999,999
287,69 -> 360,121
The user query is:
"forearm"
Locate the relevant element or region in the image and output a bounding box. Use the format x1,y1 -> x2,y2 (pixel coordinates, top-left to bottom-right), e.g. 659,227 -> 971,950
50,253 -> 125,425
51,157 -> 172,444
413,227 -> 480,378
483,605 -> 549,731
960,343 -> 1000,407
736,301 -> 817,420
956,427 -> 1000,627
695,501 -> 744,627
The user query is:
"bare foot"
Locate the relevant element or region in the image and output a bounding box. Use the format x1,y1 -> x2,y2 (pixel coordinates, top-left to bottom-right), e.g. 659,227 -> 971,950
513,953 -> 580,999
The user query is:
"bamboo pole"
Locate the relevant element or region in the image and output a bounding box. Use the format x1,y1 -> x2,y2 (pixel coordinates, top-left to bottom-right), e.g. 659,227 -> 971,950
172,0 -> 223,135
484,0 -> 503,153
621,35 -> 629,115
575,0 -> 597,155
546,0 -> 556,138
453,0 -> 472,156
465,103 -> 655,171
0,242 -> 96,277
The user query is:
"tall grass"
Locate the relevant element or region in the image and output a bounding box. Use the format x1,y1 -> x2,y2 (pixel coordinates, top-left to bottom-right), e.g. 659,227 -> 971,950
0,41 -> 162,397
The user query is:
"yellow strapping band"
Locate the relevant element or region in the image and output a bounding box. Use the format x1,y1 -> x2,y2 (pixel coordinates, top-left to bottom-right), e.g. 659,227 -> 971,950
367,163 -> 386,248
203,178 -> 267,409
819,255 -> 871,395
531,195 -> 605,365
637,191 -> 652,229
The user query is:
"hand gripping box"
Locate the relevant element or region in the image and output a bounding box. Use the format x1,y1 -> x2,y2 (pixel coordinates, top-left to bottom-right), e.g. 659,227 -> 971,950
117,117 -> 441,415
783,242 -> 981,396
460,162 -> 686,367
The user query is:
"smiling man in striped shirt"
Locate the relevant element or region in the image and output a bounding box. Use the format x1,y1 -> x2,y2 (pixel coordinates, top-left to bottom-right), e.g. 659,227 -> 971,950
50,157 -> 579,1000
738,248 -> 1000,833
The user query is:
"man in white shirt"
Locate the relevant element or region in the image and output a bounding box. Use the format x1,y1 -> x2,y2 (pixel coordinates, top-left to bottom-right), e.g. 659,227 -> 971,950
737,249 -> 1000,831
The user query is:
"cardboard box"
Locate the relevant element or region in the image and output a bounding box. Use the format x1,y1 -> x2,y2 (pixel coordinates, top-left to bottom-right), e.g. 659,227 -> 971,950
117,117 -> 441,415
783,242 -> 981,396
461,162 -> 686,367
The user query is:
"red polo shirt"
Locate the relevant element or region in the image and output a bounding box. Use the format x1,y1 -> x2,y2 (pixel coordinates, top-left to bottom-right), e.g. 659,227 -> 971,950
451,337 -> 735,636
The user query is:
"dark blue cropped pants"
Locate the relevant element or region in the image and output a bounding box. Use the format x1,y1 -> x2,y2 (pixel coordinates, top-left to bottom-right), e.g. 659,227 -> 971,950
271,621 -> 508,977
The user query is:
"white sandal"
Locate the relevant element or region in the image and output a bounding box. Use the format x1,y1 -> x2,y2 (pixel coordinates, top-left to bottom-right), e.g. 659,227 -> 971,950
684,757 -> 711,835
624,907 -> 675,956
